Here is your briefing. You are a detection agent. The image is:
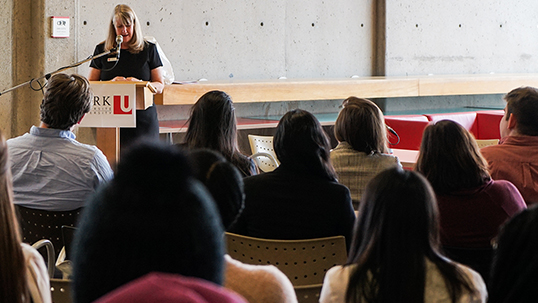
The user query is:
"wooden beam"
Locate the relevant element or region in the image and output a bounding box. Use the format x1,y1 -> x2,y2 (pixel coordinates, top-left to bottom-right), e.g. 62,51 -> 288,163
418,74 -> 538,96
154,74 -> 538,106
155,77 -> 419,105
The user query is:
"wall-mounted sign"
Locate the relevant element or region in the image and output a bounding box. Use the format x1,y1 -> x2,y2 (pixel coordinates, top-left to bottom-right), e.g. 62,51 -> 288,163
51,16 -> 70,38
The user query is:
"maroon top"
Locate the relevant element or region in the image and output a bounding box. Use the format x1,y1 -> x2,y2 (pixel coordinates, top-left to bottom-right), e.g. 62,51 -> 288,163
95,272 -> 247,303
437,179 -> 526,248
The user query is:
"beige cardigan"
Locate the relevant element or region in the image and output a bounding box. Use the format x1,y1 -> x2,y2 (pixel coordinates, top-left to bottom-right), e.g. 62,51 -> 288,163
22,243 -> 51,303
224,254 -> 298,303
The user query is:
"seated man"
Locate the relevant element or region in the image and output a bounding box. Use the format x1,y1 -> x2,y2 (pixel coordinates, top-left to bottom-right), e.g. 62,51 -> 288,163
7,73 -> 113,211
481,86 -> 538,205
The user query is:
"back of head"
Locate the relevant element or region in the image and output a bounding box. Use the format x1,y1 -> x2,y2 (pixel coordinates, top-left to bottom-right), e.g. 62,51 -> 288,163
347,167 -> 476,303
504,86 -> 538,136
334,97 -> 388,154
489,205 -> 538,303
350,168 -> 439,265
347,168 -> 441,302
185,91 -> 238,159
72,142 -> 225,303
274,109 -> 336,180
0,129 -> 28,303
40,73 -> 92,130
415,120 -> 489,194
189,149 -> 244,231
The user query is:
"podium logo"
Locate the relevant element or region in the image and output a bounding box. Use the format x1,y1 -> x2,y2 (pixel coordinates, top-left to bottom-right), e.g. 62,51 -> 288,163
113,95 -> 132,115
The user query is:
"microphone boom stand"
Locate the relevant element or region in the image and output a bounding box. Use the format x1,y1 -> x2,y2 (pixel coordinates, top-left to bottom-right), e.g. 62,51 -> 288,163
0,47 -> 119,96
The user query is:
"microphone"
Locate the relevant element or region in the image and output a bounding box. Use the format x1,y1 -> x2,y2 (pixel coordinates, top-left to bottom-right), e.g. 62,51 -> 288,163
115,35 -> 123,59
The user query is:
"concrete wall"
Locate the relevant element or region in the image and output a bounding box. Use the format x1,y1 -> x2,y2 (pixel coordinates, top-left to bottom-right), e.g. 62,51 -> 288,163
385,0 -> 538,76
76,0 -> 374,80
379,0 -> 538,112
1,0 -> 537,140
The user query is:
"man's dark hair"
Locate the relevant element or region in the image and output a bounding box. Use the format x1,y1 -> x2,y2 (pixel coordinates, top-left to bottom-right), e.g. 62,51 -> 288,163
40,73 -> 93,130
504,86 -> 538,136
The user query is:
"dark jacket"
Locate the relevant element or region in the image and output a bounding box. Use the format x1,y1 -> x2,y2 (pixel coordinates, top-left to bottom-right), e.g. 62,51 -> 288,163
231,164 -> 355,249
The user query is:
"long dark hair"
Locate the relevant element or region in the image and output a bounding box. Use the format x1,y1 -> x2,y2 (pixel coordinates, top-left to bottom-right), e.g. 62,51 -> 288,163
0,130 -> 30,303
489,205 -> 538,303
274,109 -> 337,181
334,97 -> 389,154
189,149 -> 245,231
415,120 -> 490,194
184,91 -> 252,175
346,167 -> 476,303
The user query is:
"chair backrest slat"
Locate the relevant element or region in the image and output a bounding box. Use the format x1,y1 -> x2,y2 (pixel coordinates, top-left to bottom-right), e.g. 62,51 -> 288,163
225,232 -> 347,286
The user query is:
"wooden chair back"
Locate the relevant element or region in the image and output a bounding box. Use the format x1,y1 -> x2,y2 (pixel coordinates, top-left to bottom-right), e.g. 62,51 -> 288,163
225,232 -> 347,286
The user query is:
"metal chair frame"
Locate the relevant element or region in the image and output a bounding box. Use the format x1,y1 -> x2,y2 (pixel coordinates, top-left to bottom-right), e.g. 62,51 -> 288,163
32,239 -> 55,278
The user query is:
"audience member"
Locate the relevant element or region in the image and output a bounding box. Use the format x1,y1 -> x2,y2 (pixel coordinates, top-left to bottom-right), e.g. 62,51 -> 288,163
7,73 -> 113,211
182,90 -> 257,177
189,149 -> 245,229
190,149 -> 298,303
488,205 -> 538,303
481,86 -> 538,205
331,97 -> 401,209
319,168 -> 487,303
95,272 -> 247,303
0,130 -> 51,303
72,142 -> 225,303
416,120 -> 526,248
230,109 -> 355,248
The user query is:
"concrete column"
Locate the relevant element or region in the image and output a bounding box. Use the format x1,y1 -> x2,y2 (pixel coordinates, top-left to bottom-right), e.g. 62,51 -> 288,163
0,0 -> 13,137
11,0 -> 45,137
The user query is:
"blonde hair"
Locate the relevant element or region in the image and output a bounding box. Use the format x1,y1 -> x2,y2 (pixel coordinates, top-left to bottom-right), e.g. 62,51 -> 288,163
0,129 -> 30,303
105,4 -> 145,53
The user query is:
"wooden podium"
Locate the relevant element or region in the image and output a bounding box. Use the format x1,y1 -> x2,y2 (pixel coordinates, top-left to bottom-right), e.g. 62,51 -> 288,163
89,81 -> 156,166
